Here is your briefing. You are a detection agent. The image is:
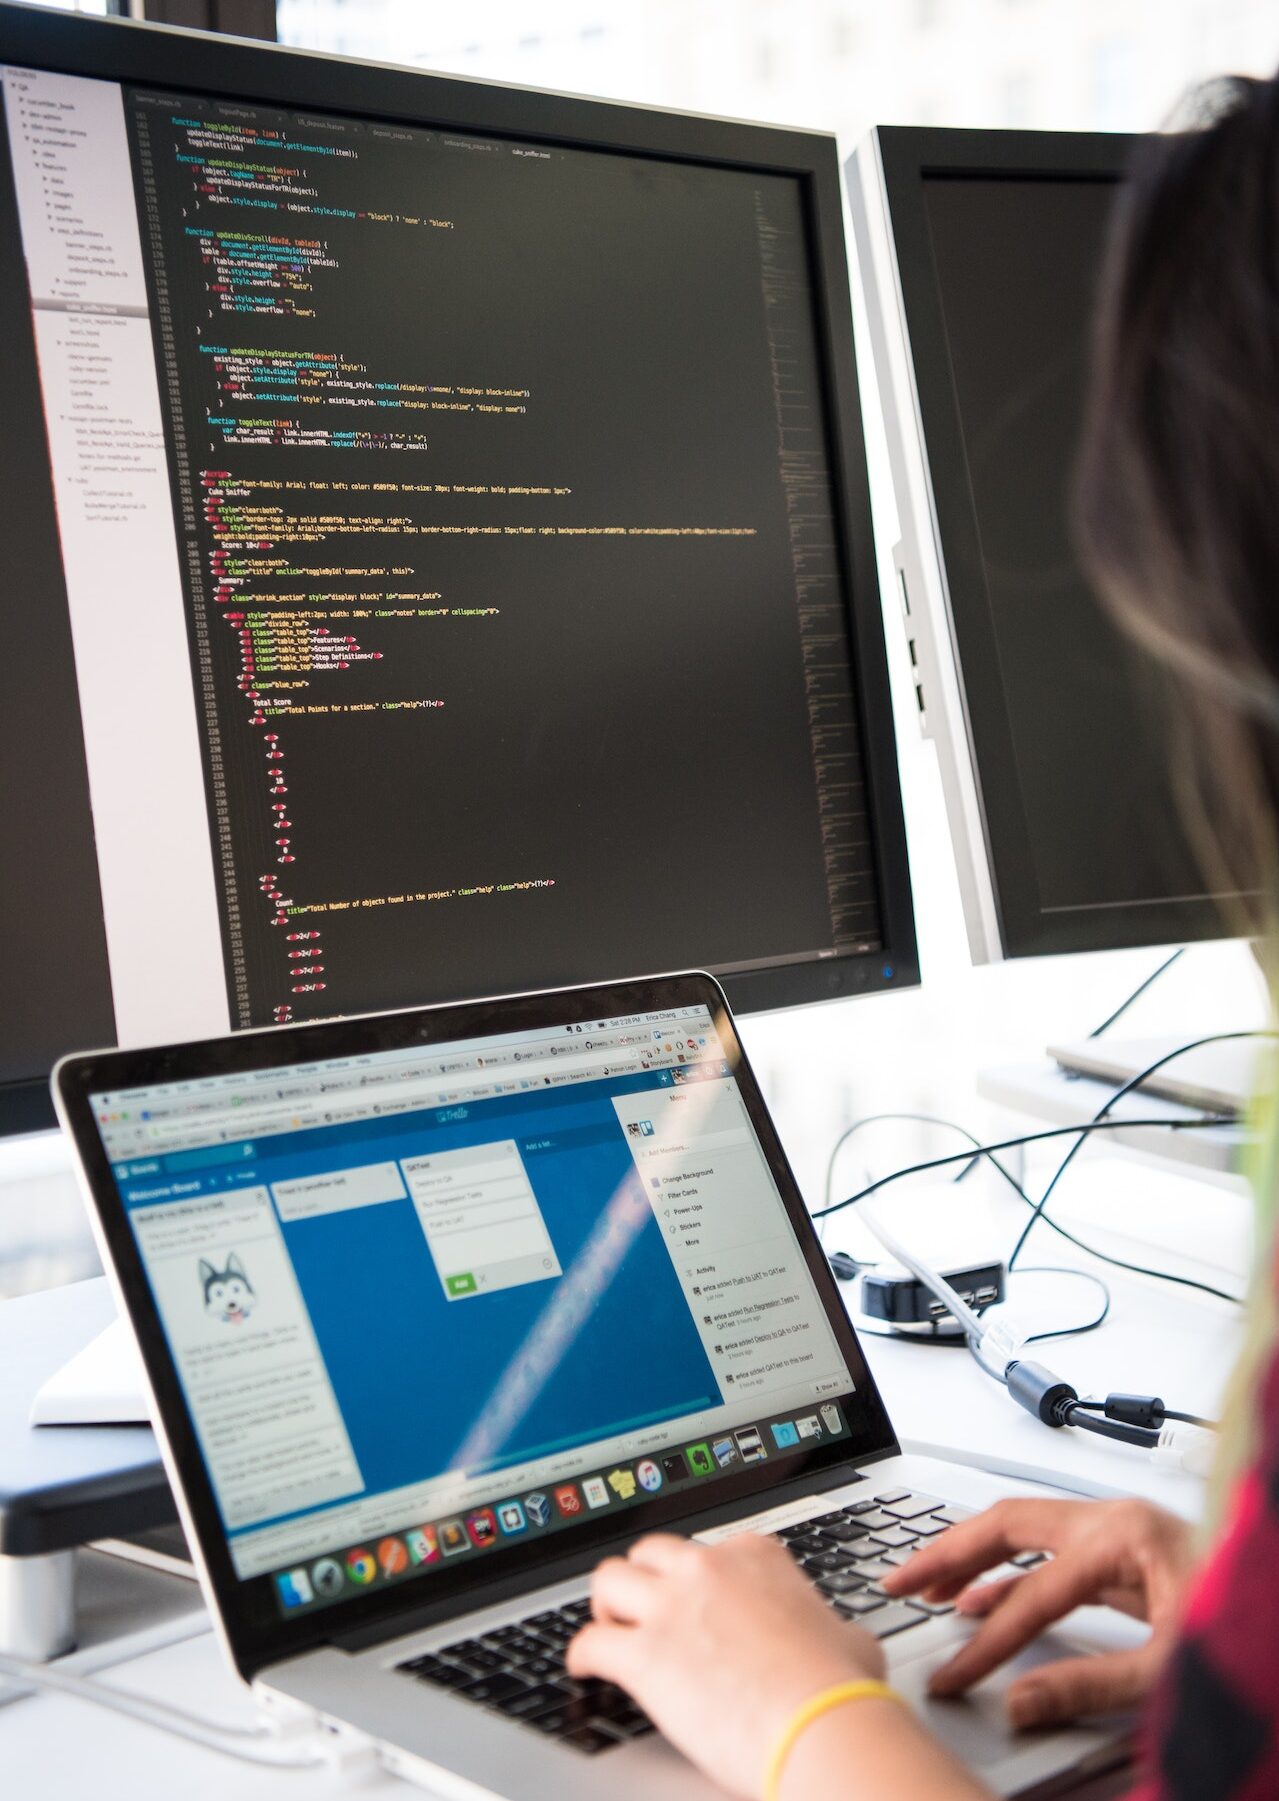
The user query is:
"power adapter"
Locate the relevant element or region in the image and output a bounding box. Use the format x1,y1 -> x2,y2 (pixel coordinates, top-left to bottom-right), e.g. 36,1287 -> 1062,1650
853,1260 -> 1006,1335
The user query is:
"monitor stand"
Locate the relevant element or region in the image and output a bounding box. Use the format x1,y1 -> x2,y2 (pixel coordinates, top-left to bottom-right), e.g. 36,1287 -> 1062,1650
30,1315 -> 148,1427
2,1281 -> 171,1660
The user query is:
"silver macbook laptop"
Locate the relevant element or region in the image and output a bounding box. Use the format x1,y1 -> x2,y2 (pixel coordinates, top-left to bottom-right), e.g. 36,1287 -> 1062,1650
54,971 -> 1129,1799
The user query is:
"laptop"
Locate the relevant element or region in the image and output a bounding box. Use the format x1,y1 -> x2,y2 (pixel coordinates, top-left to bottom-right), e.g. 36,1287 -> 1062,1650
53,971 -> 1129,1798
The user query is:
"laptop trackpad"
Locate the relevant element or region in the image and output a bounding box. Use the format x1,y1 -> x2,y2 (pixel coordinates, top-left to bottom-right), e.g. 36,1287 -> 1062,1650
891,1632 -> 1133,1795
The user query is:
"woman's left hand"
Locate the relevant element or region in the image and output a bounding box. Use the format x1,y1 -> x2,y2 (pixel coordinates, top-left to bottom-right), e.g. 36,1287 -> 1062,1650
565,1530 -> 883,1798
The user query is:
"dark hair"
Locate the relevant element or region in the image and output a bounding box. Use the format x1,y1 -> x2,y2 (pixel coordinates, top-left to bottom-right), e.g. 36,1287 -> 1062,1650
1075,74 -> 1279,928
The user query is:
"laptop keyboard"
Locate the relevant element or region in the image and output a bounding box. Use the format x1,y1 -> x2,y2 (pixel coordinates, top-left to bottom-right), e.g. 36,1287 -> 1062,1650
397,1488 -> 1030,1755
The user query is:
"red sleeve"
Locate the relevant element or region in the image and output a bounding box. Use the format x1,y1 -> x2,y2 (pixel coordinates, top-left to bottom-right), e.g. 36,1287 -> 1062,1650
1128,1339 -> 1279,1801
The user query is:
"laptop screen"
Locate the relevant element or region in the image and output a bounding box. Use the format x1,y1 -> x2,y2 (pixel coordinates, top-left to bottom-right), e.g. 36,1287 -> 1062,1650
88,1000 -> 862,1620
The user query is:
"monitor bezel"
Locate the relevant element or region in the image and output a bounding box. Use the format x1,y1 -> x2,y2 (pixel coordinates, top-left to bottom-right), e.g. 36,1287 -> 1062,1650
0,1 -> 918,1135
869,124 -> 1243,960
53,969 -> 898,1681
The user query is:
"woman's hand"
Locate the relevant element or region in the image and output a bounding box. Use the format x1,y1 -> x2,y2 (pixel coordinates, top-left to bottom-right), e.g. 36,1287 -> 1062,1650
880,1497 -> 1198,1728
566,1530 -> 884,1797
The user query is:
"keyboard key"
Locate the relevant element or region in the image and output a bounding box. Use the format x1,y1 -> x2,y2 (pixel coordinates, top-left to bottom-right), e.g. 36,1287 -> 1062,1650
850,1556 -> 896,1581
866,1525 -> 919,1549
865,1602 -> 931,1640
518,1656 -> 562,1681
873,1490 -> 911,1506
561,1598 -> 592,1619
410,1660 -> 473,1690
834,1591 -> 886,1617
608,1711 -> 657,1738
481,1626 -> 527,1647
813,1510 -> 853,1527
848,1509 -> 900,1532
844,1499 -> 879,1516
551,1677 -> 597,1702
535,1700 -> 611,1737
801,1550 -> 848,1574
527,1708 -> 575,1736
506,1633 -> 552,1660
879,1493 -> 943,1520
494,1681 -> 573,1720
930,1506 -> 974,1528
821,1520 -> 872,1544
879,1546 -> 917,1568
460,1672 -> 529,1704
907,1517 -> 949,1538
817,1569 -> 864,1597
563,1726 -> 620,1754
788,1533 -> 830,1556
453,1648 -> 508,1675
589,1685 -> 645,1721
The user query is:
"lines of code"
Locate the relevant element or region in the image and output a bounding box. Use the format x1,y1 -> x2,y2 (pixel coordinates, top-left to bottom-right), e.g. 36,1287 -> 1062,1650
124,87 -> 882,1027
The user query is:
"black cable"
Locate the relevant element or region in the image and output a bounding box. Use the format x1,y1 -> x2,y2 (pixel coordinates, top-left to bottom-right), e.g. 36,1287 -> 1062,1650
1088,948 -> 1185,1040
813,1116 -> 1232,1221
823,1116 -> 1112,1337
1019,1267 -> 1111,1343
1062,1404 -> 1159,1450
1071,1398 -> 1219,1431
821,1111 -> 1037,1217
822,1110 -> 1038,1234
1006,1029 -> 1275,1275
1009,1207 -> 1240,1306
812,1115 -> 1242,1305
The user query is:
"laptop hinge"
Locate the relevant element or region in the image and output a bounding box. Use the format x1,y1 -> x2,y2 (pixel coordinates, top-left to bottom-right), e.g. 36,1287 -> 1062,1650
328,1459 -> 867,1657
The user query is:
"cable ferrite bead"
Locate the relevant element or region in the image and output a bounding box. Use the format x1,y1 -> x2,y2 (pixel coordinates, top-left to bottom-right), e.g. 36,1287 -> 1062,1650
1103,1394 -> 1164,1428
1005,1360 -> 1078,1426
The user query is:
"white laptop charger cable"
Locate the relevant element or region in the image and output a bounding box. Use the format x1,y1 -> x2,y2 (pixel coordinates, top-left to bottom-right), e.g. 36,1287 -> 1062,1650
0,1650 -> 377,1769
856,1201 -> 1217,1475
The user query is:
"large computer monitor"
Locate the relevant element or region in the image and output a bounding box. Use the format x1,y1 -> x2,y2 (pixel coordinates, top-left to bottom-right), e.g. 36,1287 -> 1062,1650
848,126 -> 1256,964
0,3 -> 917,1133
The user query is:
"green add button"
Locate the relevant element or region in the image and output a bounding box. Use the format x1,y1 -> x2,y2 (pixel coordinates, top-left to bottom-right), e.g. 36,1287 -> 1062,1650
445,1272 -> 478,1297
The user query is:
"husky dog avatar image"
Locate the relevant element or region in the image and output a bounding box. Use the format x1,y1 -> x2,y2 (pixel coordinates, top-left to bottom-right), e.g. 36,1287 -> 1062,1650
200,1253 -> 255,1324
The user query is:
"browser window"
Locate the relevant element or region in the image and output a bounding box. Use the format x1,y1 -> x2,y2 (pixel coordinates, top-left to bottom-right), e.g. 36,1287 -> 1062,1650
90,1004 -> 858,1615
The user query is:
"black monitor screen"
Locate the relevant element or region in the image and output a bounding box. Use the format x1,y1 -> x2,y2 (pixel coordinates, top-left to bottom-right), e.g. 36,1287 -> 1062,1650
0,13 -> 915,1130
917,167 -> 1250,954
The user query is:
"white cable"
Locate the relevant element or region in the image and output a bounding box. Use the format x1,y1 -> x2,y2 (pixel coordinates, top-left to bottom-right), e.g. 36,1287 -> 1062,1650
976,1317 -> 1027,1378
0,1611 -> 212,1713
855,1199 -> 989,1340
1152,1421 -> 1217,1477
0,1651 -> 330,1767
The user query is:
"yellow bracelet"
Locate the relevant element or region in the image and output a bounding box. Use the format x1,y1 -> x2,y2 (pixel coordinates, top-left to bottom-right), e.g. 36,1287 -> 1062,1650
763,1678 -> 907,1801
